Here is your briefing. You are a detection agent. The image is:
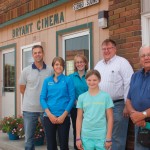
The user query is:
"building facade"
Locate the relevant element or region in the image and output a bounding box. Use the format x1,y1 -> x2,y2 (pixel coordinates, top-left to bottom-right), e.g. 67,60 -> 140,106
0,0 -> 150,149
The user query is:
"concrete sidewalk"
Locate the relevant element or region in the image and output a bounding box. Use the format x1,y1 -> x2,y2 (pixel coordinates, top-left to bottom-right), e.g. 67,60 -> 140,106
0,132 -> 74,150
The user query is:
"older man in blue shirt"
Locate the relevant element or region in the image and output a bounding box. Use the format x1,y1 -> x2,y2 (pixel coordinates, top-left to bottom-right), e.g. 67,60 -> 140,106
126,45 -> 150,150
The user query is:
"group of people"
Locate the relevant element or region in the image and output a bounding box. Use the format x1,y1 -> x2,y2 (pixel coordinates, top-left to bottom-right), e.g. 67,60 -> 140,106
19,39 -> 150,150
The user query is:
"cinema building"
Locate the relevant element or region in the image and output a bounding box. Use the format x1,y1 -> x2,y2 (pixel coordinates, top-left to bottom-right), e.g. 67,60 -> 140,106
0,0 -> 150,149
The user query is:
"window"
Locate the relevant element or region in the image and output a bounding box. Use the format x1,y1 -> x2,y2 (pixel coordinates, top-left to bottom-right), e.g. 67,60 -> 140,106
21,42 -> 42,69
3,51 -> 15,92
66,60 -> 74,75
141,4 -> 150,45
63,30 -> 90,75
22,47 -> 33,69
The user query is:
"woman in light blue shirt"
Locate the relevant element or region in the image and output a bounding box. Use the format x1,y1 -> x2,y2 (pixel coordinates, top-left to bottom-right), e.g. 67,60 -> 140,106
40,57 -> 75,150
69,54 -> 88,149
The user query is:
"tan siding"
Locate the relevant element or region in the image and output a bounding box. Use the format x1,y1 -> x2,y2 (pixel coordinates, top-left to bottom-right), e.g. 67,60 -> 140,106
65,2 -> 76,23
45,28 -> 57,66
0,0 -> 109,119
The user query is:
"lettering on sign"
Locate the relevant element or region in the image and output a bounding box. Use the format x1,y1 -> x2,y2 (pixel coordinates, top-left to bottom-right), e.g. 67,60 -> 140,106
37,12 -> 64,30
12,12 -> 64,38
12,23 -> 33,38
73,0 -> 99,11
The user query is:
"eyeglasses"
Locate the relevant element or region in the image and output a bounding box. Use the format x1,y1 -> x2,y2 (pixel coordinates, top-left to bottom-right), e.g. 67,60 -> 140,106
102,47 -> 114,51
76,61 -> 84,64
140,53 -> 150,58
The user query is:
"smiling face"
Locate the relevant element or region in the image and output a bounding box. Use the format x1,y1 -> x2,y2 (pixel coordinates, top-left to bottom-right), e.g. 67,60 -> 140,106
139,47 -> 150,72
75,56 -> 86,72
53,61 -> 64,75
74,54 -> 88,72
32,47 -> 44,63
86,74 -> 100,89
102,42 -> 116,62
52,57 -> 65,76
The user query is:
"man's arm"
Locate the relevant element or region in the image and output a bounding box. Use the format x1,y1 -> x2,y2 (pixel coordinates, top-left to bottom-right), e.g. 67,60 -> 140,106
145,109 -> 150,118
126,99 -> 136,114
20,85 -> 26,96
126,99 -> 146,126
126,98 -> 150,118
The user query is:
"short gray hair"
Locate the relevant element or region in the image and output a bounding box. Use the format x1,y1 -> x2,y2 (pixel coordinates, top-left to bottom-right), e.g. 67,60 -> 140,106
139,45 -> 150,57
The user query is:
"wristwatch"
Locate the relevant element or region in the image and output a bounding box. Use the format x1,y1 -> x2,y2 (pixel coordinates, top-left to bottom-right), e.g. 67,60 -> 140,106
142,111 -> 147,118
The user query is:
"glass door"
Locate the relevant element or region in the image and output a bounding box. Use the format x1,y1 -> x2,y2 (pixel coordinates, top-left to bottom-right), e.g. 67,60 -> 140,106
2,49 -> 15,117
62,30 -> 90,75
62,30 -> 90,144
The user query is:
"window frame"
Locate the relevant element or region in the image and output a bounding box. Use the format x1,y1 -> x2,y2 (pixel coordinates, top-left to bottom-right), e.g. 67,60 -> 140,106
141,13 -> 150,45
62,30 -> 90,74
20,42 -> 42,70
2,49 -> 15,92
56,22 -> 93,70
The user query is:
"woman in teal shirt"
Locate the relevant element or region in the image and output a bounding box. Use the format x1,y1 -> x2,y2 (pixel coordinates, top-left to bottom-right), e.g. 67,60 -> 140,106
69,54 -> 88,149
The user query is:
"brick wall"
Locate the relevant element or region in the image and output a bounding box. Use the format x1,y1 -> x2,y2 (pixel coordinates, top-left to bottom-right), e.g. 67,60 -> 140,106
0,0 -> 58,24
109,0 -> 142,71
108,0 -> 142,149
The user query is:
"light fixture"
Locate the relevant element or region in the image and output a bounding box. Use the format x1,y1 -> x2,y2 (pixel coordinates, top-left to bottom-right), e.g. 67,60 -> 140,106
98,10 -> 108,29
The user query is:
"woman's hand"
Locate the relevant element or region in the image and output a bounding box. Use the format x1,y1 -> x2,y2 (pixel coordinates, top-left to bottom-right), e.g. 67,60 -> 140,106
56,111 -> 68,124
57,115 -> 66,124
45,109 -> 57,124
48,114 -> 57,124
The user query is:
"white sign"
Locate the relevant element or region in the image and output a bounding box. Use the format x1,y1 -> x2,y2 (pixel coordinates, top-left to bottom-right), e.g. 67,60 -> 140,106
73,0 -> 100,11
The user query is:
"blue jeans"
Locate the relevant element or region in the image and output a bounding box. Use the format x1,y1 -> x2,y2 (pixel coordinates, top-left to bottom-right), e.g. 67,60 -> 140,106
111,101 -> 129,150
134,126 -> 150,150
44,116 -> 70,150
23,111 -> 44,150
70,107 -> 78,150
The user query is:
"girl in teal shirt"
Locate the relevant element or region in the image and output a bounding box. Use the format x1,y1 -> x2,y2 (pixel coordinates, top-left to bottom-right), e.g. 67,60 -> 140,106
76,70 -> 114,150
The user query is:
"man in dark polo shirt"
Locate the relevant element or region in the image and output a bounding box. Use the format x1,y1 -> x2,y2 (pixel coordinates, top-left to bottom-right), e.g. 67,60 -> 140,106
126,45 -> 150,150
19,45 -> 53,150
